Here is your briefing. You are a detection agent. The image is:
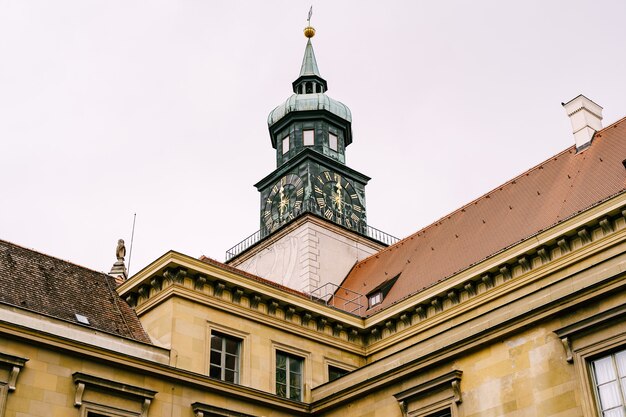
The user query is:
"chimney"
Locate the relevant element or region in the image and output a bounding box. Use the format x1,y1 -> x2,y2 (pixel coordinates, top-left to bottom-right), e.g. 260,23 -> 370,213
562,94 -> 603,151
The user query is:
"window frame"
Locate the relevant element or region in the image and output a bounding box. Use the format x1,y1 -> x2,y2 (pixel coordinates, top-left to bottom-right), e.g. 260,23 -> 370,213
282,136 -> 290,154
555,303 -> 626,417
393,370 -> 462,417
275,350 -> 304,400
207,322 -> 249,386
324,357 -> 356,383
271,341 -> 311,402
303,129 -> 315,146
72,372 -> 156,417
590,348 -> 626,416
209,331 -> 241,384
328,133 -> 338,151
368,291 -> 383,308
0,352 -> 27,417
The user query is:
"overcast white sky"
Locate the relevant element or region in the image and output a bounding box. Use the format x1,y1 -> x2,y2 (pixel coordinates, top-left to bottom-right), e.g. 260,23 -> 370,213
1,1 -> 626,275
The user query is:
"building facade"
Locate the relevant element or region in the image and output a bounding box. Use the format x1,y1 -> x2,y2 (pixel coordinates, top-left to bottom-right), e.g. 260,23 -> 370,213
1,25 -> 626,417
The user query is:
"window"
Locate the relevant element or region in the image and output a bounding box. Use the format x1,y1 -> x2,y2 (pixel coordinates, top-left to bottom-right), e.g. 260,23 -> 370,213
591,349 -> 626,416
427,410 -> 452,417
282,136 -> 290,154
328,365 -> 349,382
303,130 -> 314,146
276,351 -> 303,400
210,331 -> 241,383
367,274 -> 400,310
368,291 -> 383,308
329,133 -> 338,151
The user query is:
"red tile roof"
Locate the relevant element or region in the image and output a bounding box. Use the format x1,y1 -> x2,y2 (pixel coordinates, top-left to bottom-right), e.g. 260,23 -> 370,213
339,117 -> 626,316
0,239 -> 151,343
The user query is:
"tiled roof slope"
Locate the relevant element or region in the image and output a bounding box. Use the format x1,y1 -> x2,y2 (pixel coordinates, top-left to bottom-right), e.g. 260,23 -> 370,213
341,117 -> 626,316
0,239 -> 151,343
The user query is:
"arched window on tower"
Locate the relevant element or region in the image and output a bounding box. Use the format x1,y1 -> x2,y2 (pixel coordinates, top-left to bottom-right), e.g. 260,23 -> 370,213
306,82 -> 313,94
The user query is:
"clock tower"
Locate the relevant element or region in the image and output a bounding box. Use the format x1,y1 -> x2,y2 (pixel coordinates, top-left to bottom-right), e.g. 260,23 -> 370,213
258,31 -> 369,237
227,23 -> 397,294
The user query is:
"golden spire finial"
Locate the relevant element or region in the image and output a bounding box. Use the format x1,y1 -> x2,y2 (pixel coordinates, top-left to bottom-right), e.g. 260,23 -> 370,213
304,6 -> 315,38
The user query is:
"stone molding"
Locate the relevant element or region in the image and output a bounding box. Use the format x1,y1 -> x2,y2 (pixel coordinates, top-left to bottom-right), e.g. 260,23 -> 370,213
121,200 -> 626,352
73,372 -> 157,417
0,352 -> 28,392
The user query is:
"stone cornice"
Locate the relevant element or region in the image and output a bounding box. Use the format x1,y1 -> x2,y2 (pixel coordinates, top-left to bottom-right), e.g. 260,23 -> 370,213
310,251 -> 626,411
0,313 -> 310,415
120,197 -> 626,355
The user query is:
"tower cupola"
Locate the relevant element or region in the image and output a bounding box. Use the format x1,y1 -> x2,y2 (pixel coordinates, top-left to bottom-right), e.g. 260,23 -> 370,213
267,25 -> 352,167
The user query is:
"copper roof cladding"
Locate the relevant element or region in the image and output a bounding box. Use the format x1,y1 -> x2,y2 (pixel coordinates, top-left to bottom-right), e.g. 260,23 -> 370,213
340,117 -> 626,316
0,239 -> 151,343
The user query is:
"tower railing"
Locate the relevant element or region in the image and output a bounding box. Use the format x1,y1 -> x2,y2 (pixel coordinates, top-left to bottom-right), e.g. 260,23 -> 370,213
225,224 -> 400,262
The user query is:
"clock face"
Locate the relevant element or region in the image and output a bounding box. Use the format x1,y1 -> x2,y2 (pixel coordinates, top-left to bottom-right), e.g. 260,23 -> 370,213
313,170 -> 364,229
263,173 -> 305,233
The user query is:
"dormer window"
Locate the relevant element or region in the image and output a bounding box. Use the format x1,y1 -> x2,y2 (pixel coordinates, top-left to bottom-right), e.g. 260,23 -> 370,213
368,291 -> 383,308
366,274 -> 400,310
303,130 -> 314,146
329,133 -> 338,151
282,136 -> 290,154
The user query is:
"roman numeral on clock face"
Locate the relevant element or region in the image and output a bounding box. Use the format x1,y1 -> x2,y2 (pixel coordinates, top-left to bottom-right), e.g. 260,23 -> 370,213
351,213 -> 360,222
317,197 -> 326,208
324,171 -> 331,181
314,185 -> 323,194
353,205 -> 362,213
324,208 -> 333,219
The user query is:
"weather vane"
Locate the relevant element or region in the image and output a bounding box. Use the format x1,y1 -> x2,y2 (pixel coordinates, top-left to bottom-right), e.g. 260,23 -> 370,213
304,6 -> 315,39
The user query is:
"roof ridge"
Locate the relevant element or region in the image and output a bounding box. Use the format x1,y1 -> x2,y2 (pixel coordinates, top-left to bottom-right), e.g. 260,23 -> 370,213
353,144 -> 578,267
0,238 -> 113,279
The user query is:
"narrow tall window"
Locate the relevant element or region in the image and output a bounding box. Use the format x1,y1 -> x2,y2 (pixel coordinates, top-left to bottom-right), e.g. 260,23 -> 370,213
210,332 -> 241,383
303,130 -> 314,146
329,133 -> 338,151
592,349 -> 626,416
276,351 -> 303,401
282,136 -> 290,154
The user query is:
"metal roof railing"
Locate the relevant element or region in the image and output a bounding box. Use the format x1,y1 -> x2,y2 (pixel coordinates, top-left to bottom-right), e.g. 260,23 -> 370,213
308,282 -> 364,315
225,224 -> 400,262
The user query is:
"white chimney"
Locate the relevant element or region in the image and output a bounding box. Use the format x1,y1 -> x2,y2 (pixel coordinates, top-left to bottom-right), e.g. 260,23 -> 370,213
562,94 -> 603,151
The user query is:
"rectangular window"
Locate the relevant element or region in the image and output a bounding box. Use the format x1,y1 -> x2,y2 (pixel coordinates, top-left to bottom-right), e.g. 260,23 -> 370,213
276,351 -> 303,401
210,331 -> 241,384
282,136 -> 290,154
329,133 -> 338,151
328,365 -> 349,382
368,291 -> 383,308
427,410 -> 452,417
592,349 -> 626,416
303,130 -> 314,146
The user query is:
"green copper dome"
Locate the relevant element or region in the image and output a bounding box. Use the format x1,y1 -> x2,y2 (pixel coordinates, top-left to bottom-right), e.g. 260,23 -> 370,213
267,93 -> 352,126
267,39 -> 352,127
